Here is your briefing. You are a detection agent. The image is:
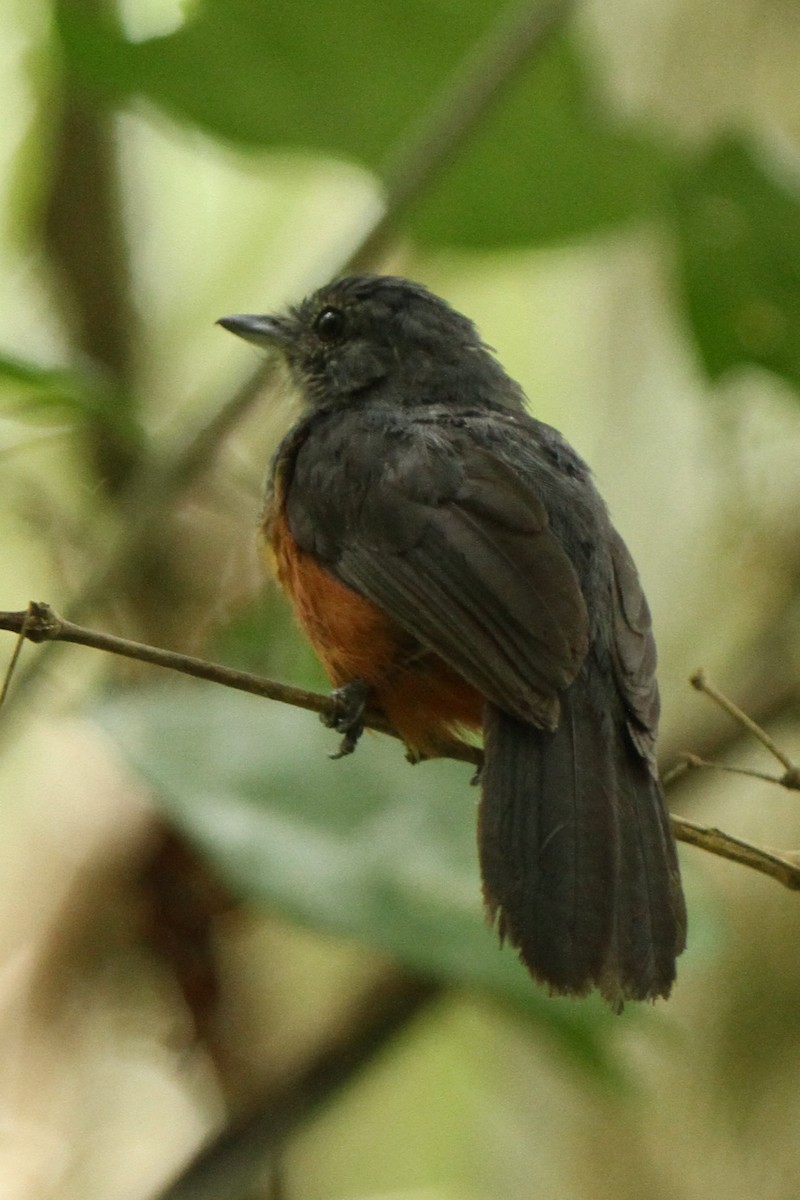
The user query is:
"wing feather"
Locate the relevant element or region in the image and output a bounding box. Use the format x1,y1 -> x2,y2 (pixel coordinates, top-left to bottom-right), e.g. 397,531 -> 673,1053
608,528 -> 660,763
287,417 -> 591,729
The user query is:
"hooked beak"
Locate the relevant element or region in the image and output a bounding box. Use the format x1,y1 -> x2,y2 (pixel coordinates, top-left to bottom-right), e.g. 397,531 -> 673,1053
216,313 -> 293,350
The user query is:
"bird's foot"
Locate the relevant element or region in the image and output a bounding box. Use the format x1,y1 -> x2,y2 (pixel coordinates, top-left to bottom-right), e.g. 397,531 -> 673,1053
323,679 -> 369,759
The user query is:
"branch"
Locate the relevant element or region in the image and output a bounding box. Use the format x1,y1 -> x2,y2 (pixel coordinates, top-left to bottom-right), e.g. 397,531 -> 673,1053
4,605 -> 800,891
670,814 -> 800,891
0,604 -> 480,769
660,668 -> 800,888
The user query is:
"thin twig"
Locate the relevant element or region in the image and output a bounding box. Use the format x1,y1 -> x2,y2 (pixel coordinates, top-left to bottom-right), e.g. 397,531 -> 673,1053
663,753 -> 800,792
0,602 -> 35,707
691,668 -> 798,776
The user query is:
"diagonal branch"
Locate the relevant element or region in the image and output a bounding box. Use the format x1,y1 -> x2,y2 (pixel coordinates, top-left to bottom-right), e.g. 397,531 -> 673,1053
0,604 -> 480,769
670,814 -> 800,891
4,603 -> 800,890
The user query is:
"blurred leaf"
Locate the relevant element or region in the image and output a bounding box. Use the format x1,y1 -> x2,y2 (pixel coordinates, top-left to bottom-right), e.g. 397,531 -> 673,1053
0,352 -> 95,405
0,350 -> 82,398
0,352 -> 144,448
96,682 -> 625,1078
55,0 -> 672,246
413,36 -> 672,246
673,137 -> 800,389
55,0 -> 486,160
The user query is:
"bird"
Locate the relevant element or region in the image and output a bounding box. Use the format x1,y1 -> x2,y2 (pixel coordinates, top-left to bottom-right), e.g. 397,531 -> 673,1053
218,274 -> 687,1009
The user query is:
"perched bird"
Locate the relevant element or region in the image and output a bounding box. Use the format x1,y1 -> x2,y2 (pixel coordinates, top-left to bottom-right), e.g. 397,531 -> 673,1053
219,275 -> 686,1009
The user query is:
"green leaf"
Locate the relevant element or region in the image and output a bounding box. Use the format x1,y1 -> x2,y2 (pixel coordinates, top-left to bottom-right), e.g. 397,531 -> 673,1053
672,137 -> 800,389
96,683 -> 625,1077
55,0 -> 671,247
0,352 -> 144,448
55,0 -> 484,162
412,35 -> 673,247
0,353 -> 94,404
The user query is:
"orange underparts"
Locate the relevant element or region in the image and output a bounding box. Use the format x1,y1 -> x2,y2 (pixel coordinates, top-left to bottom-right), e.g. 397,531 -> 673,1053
267,510 -> 483,755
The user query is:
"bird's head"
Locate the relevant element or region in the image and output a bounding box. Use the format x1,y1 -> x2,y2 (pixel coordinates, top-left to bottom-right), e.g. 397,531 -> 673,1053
218,274 -> 522,412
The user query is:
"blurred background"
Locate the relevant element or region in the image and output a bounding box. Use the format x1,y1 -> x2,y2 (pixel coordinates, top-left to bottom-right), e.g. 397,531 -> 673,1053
2,0 -> 800,1197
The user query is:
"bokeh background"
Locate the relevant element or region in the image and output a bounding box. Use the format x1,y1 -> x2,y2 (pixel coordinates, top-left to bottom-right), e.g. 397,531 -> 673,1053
2,1 -> 800,1197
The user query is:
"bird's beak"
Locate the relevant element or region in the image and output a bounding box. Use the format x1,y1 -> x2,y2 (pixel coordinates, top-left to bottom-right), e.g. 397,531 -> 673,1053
216,313 -> 293,350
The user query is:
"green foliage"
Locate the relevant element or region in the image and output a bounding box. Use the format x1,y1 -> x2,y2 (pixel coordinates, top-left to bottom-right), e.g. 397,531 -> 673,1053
673,138 -> 800,390
97,683 -> 625,1079
55,1 -> 672,247
414,35 -> 674,246
0,352 -> 102,410
54,0 -> 497,161
52,0 -> 800,395
0,352 -> 144,449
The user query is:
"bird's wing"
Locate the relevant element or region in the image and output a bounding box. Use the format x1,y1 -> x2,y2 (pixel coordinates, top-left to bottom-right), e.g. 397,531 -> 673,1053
286,416 -> 590,729
608,527 -> 661,763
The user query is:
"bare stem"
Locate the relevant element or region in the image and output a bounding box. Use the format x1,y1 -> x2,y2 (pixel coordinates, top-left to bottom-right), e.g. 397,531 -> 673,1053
664,752 -> 800,792
0,603 -> 36,707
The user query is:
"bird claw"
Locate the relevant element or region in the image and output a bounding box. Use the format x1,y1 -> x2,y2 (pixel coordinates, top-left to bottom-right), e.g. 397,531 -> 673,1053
323,680 -> 369,759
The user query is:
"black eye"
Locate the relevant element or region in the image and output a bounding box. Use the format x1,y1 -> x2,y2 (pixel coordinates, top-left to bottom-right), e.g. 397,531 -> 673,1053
314,306 -> 346,343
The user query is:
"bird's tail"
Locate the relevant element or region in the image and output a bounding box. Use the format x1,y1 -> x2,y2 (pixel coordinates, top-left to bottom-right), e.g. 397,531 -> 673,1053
478,675 -> 686,1009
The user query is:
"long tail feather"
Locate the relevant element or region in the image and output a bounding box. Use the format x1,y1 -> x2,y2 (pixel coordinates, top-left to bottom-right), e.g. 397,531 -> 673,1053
478,670 -> 686,1008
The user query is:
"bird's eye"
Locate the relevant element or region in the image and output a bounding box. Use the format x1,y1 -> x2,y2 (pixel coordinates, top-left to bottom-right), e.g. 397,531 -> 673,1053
314,306 -> 346,343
